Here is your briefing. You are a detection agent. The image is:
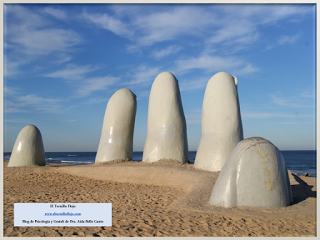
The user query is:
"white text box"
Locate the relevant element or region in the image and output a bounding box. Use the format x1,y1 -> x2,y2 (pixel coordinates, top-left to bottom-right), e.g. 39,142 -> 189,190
14,203 -> 112,227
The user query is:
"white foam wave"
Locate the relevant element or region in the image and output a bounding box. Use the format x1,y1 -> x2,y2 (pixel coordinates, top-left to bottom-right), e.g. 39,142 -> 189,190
61,160 -> 92,164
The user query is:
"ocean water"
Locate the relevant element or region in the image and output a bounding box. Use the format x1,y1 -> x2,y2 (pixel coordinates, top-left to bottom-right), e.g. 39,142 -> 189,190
3,150 -> 316,177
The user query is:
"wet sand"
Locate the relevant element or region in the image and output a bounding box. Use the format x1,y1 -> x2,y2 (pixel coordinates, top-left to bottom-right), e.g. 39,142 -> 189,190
3,160 -> 316,237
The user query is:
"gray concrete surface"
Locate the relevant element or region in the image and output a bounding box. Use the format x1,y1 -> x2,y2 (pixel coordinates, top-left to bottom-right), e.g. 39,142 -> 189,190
143,72 -> 189,163
209,137 -> 293,207
8,125 -> 45,167
195,72 -> 243,172
95,88 -> 137,163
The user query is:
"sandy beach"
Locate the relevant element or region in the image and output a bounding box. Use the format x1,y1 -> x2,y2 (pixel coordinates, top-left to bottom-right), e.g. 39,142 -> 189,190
3,160 -> 316,237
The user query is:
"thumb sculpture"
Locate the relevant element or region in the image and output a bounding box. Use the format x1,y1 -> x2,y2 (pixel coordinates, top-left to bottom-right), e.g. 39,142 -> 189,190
95,88 -> 137,164
209,137 -> 293,208
142,71 -> 189,163
194,72 -> 243,172
8,125 -> 45,167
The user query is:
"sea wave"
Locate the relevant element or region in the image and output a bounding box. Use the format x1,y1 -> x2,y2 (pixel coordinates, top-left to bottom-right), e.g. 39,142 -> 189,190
61,160 -> 92,164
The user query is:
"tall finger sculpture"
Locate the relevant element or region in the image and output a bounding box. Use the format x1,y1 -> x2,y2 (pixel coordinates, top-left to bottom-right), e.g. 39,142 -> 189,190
143,72 -> 189,163
194,72 -> 243,171
95,88 -> 137,164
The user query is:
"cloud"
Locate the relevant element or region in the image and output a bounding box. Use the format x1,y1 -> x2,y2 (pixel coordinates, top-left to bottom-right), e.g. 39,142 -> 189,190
204,21 -> 261,55
80,5 -> 311,56
44,7 -> 67,20
271,122 -> 298,124
266,5 -> 311,22
3,59 -> 24,77
45,64 -> 118,98
4,119 -> 25,123
17,94 -> 61,105
82,11 -> 132,37
204,5 -> 310,54
61,119 -> 77,123
266,33 -> 301,50
45,64 -> 98,80
302,122 -> 315,124
132,7 -> 216,46
175,55 -> 243,73
4,5 -> 79,77
227,5 -> 311,25
5,4 -> 46,29
207,19 -> 257,45
5,5 -> 82,58
173,53 -> 259,77
85,97 -> 110,105
76,76 -> 118,98
185,109 -> 202,124
152,45 -> 182,59
270,95 -> 314,108
179,77 -> 209,91
54,53 -> 72,65
84,6 -> 216,48
4,86 -> 18,96
278,34 -> 300,45
271,121 -> 315,124
270,95 -> 289,106
235,64 -> 259,75
301,89 -> 315,98
186,117 -> 201,125
12,28 -> 81,56
124,65 -> 160,86
134,89 -> 151,100
4,88 -> 62,113
242,112 -> 314,119
4,101 -> 29,113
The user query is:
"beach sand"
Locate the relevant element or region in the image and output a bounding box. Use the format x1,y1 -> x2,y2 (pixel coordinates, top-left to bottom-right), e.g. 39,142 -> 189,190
3,160 -> 316,237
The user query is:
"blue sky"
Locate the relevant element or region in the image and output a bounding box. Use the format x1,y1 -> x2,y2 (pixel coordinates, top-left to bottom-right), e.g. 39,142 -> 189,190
3,4 -> 316,152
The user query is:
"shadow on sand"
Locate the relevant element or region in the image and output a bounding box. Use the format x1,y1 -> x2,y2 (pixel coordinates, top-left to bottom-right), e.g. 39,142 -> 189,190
290,173 -> 316,205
